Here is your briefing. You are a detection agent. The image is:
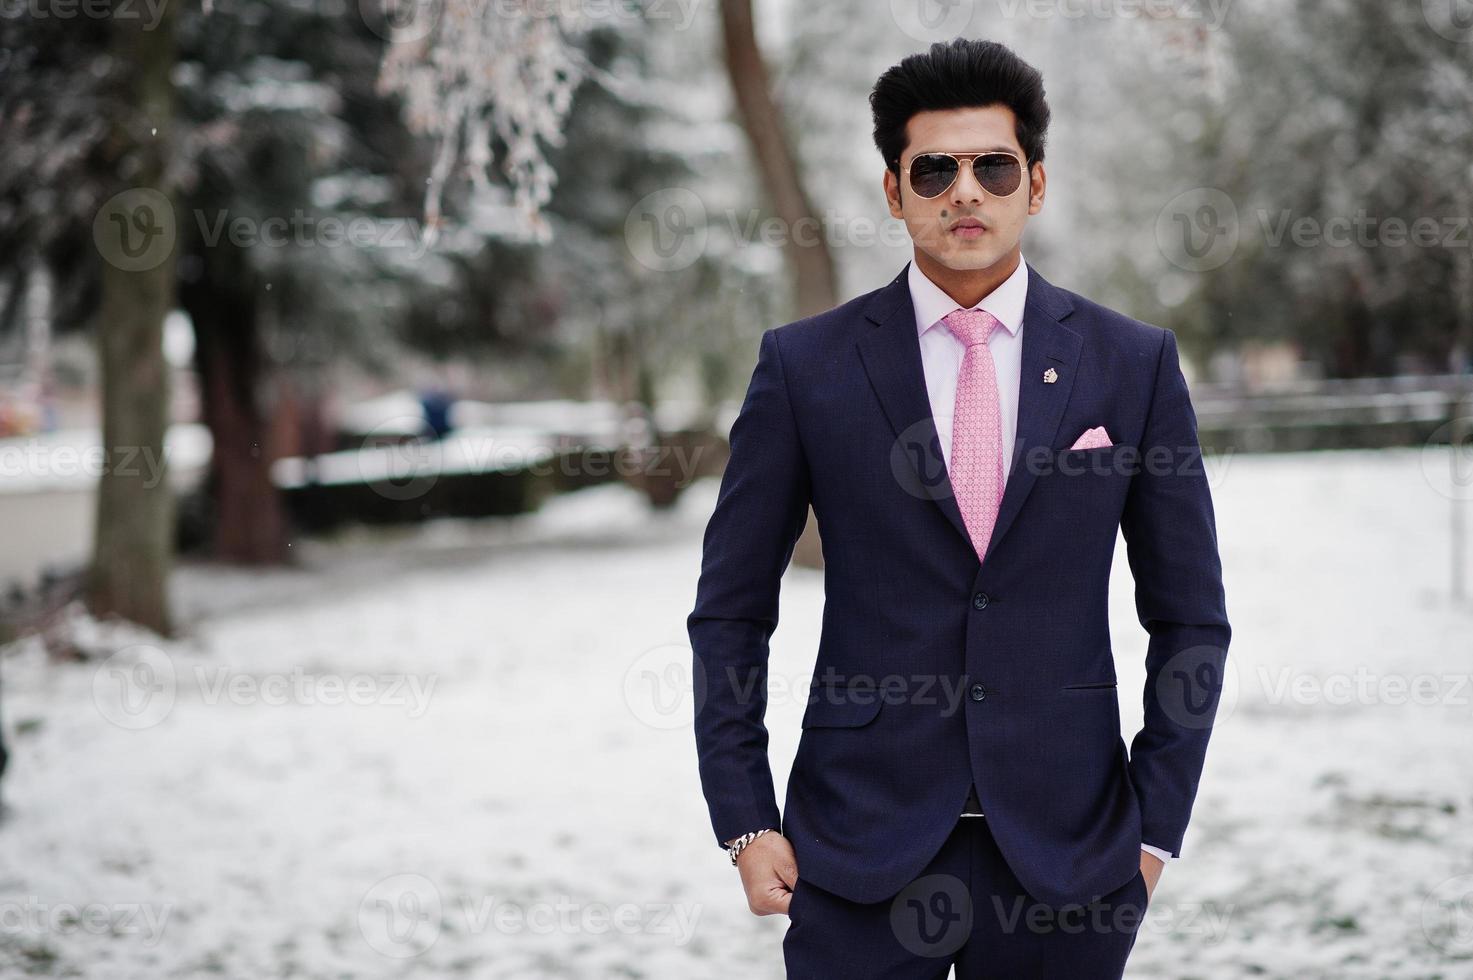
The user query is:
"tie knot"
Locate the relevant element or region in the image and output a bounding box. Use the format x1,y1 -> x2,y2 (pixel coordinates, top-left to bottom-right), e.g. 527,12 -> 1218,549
943,308 -> 1001,348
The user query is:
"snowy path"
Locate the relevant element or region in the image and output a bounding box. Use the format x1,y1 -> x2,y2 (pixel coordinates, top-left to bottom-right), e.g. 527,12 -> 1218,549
0,447 -> 1470,978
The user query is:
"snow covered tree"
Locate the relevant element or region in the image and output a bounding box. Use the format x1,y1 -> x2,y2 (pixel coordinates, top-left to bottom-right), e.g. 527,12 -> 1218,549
373,0 -> 589,243
718,0 -> 837,318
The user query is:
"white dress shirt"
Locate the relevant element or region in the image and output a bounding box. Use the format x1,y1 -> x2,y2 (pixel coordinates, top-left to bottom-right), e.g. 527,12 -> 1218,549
908,255 -> 1027,480
905,253 -> 1175,867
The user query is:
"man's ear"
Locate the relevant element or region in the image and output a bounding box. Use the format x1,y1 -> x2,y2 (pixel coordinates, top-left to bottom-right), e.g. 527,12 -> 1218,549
884,168 -> 904,219
1027,161 -> 1046,216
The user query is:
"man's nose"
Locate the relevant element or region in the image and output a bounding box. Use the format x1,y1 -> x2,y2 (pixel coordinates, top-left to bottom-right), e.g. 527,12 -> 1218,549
950,159 -> 985,205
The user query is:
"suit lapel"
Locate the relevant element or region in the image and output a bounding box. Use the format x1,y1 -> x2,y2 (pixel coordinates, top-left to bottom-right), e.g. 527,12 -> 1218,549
856,259 -> 1081,565
856,265 -> 972,547
981,266 -> 1081,566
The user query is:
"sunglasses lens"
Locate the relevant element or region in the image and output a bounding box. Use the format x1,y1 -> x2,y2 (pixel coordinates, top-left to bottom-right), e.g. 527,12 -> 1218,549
974,154 -> 1023,196
908,154 -> 960,198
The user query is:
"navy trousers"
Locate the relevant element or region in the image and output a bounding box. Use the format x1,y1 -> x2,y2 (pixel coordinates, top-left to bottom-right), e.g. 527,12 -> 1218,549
783,816 -> 1147,978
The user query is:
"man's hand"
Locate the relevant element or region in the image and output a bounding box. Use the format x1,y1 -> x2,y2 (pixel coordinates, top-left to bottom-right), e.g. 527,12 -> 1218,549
1139,850 -> 1164,902
734,832 -> 799,915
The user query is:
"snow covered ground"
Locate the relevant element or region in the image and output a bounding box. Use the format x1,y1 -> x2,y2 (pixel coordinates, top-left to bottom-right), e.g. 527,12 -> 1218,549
0,446 -> 1470,978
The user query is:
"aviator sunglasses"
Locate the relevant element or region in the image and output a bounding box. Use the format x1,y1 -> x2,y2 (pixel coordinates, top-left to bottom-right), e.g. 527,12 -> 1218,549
902,151 -> 1027,199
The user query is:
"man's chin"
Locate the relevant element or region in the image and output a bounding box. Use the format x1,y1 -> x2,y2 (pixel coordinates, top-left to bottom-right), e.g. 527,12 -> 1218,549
921,243 -> 1006,273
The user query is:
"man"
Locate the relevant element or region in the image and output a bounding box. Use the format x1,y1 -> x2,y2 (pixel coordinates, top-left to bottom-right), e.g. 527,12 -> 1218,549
688,37 -> 1230,978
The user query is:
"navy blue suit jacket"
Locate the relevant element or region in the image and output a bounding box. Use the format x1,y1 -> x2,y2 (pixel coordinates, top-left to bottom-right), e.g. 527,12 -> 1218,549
689,260 -> 1231,908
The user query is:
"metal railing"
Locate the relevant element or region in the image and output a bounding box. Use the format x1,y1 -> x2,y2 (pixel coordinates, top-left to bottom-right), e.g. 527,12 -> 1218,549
1191,373 -> 1473,602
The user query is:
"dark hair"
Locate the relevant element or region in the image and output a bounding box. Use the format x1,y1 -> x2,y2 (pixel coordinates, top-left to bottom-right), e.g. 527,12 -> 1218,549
870,38 -> 1051,175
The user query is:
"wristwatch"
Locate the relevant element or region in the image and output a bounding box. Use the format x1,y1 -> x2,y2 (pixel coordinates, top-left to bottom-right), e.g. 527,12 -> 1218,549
726,828 -> 775,866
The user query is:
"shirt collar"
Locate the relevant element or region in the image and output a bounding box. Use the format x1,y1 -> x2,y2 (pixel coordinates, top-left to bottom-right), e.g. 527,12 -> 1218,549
908,253 -> 1029,339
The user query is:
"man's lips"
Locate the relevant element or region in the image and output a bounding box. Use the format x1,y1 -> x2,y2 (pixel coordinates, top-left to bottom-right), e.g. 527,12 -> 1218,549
949,217 -> 987,238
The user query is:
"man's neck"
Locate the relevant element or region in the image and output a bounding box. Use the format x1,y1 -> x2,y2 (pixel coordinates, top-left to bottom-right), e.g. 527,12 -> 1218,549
913,246 -> 1022,310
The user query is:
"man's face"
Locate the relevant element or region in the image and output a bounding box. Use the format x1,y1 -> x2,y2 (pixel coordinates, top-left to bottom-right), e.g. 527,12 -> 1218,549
884,105 -> 1045,272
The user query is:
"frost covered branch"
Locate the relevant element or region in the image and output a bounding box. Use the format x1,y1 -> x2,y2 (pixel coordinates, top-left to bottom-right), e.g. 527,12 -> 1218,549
374,0 -> 587,245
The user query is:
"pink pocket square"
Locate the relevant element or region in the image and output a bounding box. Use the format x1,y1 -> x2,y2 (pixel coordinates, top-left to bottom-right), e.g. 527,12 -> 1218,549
1068,426 -> 1113,450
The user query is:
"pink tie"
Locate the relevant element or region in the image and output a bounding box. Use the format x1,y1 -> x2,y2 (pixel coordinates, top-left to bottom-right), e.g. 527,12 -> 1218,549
943,308 -> 1005,562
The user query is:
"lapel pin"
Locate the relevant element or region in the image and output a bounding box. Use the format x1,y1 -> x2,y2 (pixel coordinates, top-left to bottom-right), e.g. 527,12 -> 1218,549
1043,367 -> 1058,384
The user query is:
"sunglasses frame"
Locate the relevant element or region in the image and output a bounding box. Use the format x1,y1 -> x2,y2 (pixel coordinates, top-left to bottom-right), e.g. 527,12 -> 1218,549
901,151 -> 1029,200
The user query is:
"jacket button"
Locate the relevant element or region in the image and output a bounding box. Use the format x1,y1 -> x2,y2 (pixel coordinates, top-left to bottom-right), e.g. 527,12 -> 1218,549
970,684 -> 986,702
972,592 -> 989,610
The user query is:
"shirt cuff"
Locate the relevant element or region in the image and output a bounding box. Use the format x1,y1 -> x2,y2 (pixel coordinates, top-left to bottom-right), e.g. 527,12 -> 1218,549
1141,843 -> 1173,863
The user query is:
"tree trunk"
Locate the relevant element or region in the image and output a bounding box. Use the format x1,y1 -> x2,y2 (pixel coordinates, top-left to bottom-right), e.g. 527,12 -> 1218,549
718,0 -> 833,569
86,1 -> 179,635
718,0 -> 839,319
181,239 -> 292,565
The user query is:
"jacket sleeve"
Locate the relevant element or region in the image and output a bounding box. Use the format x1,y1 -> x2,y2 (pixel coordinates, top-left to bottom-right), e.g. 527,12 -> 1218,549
1120,327 -> 1232,858
688,327 -> 813,847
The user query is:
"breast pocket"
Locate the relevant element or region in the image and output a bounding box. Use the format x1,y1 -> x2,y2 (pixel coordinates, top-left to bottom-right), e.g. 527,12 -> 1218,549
1047,443 -> 1139,480
1030,444 -> 1137,528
